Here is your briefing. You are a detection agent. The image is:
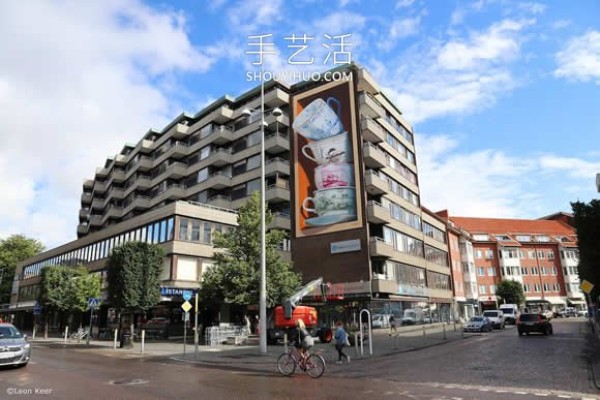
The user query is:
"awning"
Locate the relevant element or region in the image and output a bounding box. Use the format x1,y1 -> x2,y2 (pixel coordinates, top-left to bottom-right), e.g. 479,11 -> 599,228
543,297 -> 566,305
568,299 -> 587,305
389,295 -> 428,302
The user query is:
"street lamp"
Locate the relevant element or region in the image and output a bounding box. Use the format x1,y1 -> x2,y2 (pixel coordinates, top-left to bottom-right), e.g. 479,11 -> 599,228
241,75 -> 283,354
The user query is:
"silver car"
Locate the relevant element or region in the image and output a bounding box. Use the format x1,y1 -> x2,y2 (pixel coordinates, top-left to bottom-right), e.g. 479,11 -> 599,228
0,323 -> 30,368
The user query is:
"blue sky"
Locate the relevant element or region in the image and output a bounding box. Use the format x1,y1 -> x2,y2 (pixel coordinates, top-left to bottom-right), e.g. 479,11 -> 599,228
0,0 -> 598,248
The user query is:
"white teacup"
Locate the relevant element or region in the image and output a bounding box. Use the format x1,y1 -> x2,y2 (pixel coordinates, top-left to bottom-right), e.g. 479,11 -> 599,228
293,97 -> 344,140
302,187 -> 356,217
301,131 -> 352,165
314,162 -> 354,189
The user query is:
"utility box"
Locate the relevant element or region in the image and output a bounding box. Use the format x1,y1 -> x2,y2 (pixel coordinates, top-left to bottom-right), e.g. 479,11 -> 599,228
274,305 -> 318,328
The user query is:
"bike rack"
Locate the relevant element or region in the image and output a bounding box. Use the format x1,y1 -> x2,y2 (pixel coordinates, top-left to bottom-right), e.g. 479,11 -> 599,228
359,309 -> 373,357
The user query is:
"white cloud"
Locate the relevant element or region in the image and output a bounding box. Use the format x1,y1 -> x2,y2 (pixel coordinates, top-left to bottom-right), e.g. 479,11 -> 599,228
227,0 -> 284,33
396,0 -> 415,8
416,134 -> 598,219
372,18 -> 532,122
551,19 -> 571,30
516,2 -> 546,14
554,30 -> 600,85
0,0 -> 217,247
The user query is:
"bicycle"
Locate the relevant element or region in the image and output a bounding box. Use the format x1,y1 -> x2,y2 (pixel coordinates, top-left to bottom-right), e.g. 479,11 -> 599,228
70,328 -> 88,340
277,346 -> 326,378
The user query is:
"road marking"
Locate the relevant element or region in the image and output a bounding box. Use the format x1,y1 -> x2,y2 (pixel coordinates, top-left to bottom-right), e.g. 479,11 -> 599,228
557,396 -> 572,399
515,392 -> 528,395
534,394 -> 549,397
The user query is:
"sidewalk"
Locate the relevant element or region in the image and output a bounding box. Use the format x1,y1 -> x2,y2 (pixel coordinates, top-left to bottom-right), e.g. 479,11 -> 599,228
28,322 -> 472,369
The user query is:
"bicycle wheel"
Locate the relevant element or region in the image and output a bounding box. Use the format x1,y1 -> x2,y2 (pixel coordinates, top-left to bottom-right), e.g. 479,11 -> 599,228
277,353 -> 296,376
305,354 -> 326,378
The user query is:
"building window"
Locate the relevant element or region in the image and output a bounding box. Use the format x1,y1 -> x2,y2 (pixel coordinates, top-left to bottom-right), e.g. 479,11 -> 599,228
532,267 -> 539,275
541,267 -> 547,276
551,267 -> 557,275
475,250 -> 482,259
521,267 -> 528,275
477,267 -> 485,276
191,220 -> 201,241
534,284 -> 541,293
523,284 -> 530,292
488,267 -> 495,276
479,285 -> 487,294
203,222 -> 212,243
489,285 -> 496,294
485,250 -> 494,259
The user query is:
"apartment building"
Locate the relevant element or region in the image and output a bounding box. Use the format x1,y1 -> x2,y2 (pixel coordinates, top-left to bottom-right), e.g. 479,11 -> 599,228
11,65 -> 452,328
442,215 -> 584,313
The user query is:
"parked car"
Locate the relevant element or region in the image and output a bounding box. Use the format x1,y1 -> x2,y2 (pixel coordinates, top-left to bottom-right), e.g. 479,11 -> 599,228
464,316 -> 493,332
561,307 -> 578,318
517,313 -> 553,336
0,323 -> 30,368
371,314 -> 392,329
499,304 -> 519,325
482,310 -> 505,329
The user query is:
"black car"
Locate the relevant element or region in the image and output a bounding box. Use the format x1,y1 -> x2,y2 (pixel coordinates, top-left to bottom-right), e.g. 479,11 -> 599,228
517,313 -> 553,336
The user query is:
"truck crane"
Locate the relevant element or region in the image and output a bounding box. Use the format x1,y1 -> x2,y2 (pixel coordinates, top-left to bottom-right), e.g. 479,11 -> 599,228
266,277 -> 333,345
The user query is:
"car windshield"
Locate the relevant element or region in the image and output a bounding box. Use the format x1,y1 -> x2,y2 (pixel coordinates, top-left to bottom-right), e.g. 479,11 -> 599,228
499,308 -> 513,313
0,325 -> 23,339
483,311 -> 497,317
470,317 -> 483,322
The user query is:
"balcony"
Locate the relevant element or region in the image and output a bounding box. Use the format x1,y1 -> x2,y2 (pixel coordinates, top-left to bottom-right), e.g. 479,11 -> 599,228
212,126 -> 234,145
266,181 -> 290,203
101,205 -> 123,224
265,113 -> 290,133
77,223 -> 89,236
109,169 -> 126,184
265,131 -> 290,154
136,155 -> 154,171
89,214 -> 103,227
364,170 -> 389,195
114,154 -> 127,166
81,192 -> 93,205
168,141 -> 189,158
362,143 -> 386,169
270,212 -> 291,230
367,201 -> 389,224
171,123 -> 191,139
206,148 -> 232,167
206,194 -> 232,209
359,92 -> 385,119
79,208 -> 89,220
371,278 -> 397,294
167,162 -> 188,179
205,172 -> 231,190
207,106 -> 234,124
361,118 -> 385,144
124,195 -> 151,215
369,237 -> 394,258
91,197 -> 105,211
83,179 -> 94,189
140,139 -> 154,153
135,176 -> 152,190
265,157 -> 290,176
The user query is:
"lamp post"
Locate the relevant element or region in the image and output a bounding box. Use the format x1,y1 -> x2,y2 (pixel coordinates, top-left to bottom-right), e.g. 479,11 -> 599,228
242,70 -> 283,354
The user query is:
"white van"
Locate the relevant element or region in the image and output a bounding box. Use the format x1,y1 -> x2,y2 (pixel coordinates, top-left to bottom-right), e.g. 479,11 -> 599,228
482,310 -> 505,329
499,304 -> 519,325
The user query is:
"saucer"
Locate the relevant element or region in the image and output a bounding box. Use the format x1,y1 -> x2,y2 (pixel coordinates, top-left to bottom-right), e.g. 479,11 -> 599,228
305,214 -> 356,227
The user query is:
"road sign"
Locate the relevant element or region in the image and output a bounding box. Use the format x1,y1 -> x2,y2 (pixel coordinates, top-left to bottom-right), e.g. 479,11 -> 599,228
181,301 -> 192,313
581,280 -> 594,294
33,302 -> 42,315
182,290 -> 192,301
88,298 -> 100,310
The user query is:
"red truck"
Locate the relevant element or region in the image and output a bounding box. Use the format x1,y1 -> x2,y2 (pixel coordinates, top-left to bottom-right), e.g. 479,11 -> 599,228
267,278 -> 333,344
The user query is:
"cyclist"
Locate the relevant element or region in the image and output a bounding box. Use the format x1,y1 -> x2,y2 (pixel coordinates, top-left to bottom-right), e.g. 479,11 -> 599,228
293,319 -> 314,366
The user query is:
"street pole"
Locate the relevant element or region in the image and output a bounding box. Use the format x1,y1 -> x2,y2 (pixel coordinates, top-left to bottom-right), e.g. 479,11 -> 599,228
259,63 -> 267,354
194,292 -> 199,358
86,307 -> 93,347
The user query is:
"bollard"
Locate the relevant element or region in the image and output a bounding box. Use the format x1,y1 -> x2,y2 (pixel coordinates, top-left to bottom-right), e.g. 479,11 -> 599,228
141,330 -> 145,354
64,326 -> 69,344
283,333 -> 288,354
443,323 -> 447,340
453,322 -> 457,332
354,332 -> 359,357
422,324 -> 426,337
113,328 -> 118,349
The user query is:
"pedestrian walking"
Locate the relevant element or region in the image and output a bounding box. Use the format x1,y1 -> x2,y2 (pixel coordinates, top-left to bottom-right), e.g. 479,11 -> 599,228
388,315 -> 397,336
334,321 -> 350,364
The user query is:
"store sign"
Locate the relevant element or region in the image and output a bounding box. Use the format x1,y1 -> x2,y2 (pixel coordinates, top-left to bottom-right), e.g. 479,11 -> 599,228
160,287 -> 197,297
330,239 -> 361,254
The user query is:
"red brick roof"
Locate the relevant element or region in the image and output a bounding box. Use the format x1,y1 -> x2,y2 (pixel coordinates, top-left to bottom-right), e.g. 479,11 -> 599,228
449,216 -> 575,236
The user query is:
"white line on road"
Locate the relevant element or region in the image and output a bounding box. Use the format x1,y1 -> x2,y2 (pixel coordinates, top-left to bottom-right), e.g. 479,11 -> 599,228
557,396 -> 573,399
514,392 -> 528,395
533,394 -> 549,397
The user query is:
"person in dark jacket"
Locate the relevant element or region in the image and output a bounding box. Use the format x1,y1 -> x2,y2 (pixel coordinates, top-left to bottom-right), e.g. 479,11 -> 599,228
333,320 -> 350,364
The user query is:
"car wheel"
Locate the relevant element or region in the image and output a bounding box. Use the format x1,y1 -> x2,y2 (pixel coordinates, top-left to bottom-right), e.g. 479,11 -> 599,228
518,331 -> 524,336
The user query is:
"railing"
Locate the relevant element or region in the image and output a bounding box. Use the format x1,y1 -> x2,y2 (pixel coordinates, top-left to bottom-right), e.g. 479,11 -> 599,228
187,200 -> 238,214
266,157 -> 290,165
265,131 -> 289,141
363,142 -> 386,157
267,181 -> 290,190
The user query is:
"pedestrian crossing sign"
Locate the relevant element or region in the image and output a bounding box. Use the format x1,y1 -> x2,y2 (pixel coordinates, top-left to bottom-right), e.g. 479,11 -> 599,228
88,298 -> 100,310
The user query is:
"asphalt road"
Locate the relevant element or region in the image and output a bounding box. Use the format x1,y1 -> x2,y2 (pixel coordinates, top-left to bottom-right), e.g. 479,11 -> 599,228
0,318 -> 598,400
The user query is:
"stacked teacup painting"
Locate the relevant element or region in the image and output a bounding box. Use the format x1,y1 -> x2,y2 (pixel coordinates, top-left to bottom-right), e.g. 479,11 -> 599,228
293,97 -> 357,227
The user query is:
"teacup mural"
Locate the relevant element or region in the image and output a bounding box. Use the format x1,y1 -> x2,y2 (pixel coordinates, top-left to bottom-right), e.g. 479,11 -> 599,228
293,94 -> 357,229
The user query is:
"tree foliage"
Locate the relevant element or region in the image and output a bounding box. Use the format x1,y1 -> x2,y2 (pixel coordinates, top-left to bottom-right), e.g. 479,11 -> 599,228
572,200 -> 600,300
106,242 -> 164,312
496,279 -> 525,305
199,192 -> 301,308
39,265 -> 101,312
0,234 -> 44,303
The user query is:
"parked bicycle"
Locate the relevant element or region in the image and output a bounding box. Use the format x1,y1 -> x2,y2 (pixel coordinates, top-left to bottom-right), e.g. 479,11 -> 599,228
277,346 -> 326,378
70,328 -> 88,340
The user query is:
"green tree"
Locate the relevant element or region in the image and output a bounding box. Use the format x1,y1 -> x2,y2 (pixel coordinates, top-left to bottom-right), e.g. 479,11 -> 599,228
199,192 -> 301,308
0,235 -> 44,303
106,242 -> 164,331
39,265 -> 101,335
496,279 -> 525,305
572,200 -> 600,300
